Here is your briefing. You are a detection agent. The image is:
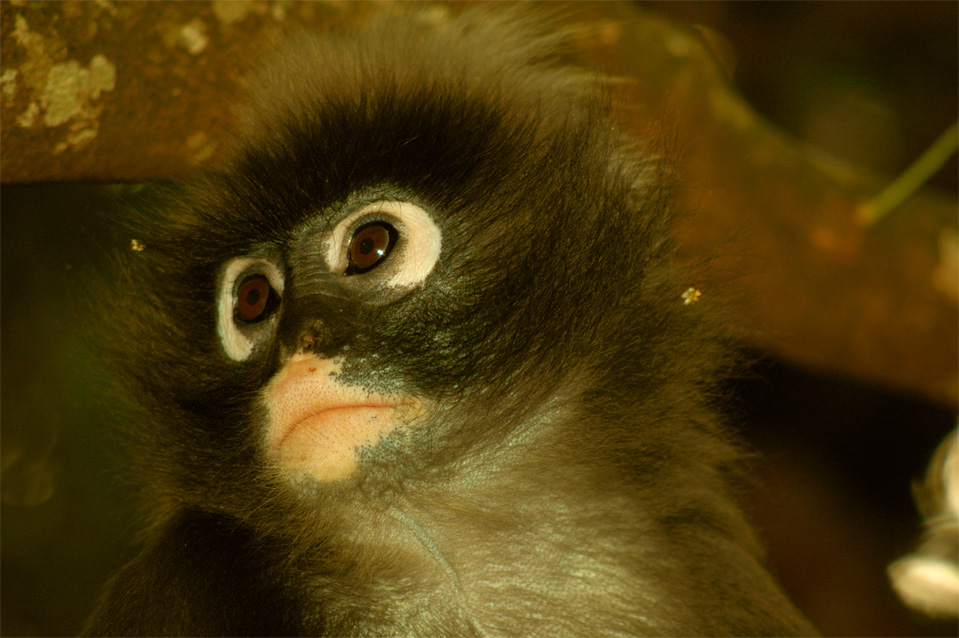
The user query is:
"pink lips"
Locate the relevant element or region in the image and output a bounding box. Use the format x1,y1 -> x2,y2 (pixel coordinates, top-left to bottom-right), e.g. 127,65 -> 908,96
278,404 -> 403,448
265,354 -> 421,481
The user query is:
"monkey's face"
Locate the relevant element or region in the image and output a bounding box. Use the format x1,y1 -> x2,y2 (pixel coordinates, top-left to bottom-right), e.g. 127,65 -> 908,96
201,168 -> 617,494
114,19 -> 670,517
215,196 -> 446,484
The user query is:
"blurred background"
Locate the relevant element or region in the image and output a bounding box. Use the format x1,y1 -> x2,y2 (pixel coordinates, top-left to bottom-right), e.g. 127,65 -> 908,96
2,2 -> 956,635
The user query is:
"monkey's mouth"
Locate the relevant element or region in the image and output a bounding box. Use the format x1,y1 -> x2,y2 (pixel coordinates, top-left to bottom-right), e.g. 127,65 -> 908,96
265,354 -> 422,482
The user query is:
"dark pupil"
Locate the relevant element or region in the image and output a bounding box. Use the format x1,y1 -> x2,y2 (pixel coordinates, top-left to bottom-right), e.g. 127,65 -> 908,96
245,288 -> 261,305
360,238 -> 375,255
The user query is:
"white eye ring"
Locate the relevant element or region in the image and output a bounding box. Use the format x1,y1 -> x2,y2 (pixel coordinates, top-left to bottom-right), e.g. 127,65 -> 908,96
217,257 -> 285,361
325,201 -> 441,289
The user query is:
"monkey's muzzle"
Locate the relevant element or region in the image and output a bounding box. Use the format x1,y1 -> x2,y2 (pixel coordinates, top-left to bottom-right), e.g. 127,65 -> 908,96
265,354 -> 422,482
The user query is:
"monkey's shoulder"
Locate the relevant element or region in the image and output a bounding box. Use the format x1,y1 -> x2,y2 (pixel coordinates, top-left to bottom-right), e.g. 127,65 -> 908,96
83,509 -> 299,637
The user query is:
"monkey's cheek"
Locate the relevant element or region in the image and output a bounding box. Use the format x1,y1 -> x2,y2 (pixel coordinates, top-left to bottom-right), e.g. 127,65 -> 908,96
272,407 -> 402,482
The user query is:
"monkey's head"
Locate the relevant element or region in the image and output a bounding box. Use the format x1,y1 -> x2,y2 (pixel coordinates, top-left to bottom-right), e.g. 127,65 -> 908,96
108,10 -> 727,531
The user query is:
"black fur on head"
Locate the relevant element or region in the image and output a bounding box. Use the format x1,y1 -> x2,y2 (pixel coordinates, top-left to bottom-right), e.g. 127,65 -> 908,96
91,7 -> 815,636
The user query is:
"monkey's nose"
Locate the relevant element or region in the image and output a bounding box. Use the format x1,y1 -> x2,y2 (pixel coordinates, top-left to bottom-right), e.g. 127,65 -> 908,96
294,320 -> 346,358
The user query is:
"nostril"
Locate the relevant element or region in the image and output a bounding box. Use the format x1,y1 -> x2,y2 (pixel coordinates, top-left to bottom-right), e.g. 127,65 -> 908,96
300,332 -> 317,353
295,320 -> 342,357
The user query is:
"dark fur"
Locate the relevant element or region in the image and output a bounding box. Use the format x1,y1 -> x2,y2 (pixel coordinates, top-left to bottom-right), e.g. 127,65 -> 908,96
85,8 -> 815,636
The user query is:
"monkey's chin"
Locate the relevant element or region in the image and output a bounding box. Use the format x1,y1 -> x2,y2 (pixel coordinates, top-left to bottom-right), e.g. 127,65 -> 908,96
265,354 -> 421,483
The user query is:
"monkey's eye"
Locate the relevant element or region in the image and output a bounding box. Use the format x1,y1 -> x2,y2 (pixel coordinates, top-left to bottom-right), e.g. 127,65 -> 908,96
326,201 -> 441,290
217,256 -> 285,361
346,222 -> 398,275
235,274 -> 278,323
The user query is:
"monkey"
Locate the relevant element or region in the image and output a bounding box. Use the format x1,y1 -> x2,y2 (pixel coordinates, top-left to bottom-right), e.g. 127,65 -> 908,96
84,8 -> 817,637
